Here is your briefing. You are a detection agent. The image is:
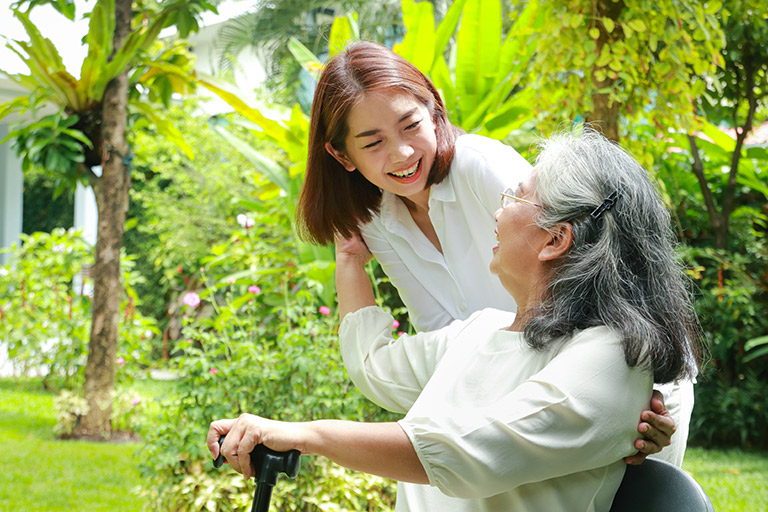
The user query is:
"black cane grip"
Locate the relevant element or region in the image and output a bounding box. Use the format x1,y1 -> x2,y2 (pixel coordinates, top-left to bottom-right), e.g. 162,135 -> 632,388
213,435 -> 301,482
213,435 -> 227,468
250,445 -> 301,485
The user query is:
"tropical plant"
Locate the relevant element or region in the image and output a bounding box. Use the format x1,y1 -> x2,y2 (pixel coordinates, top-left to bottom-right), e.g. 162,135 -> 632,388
197,75 -> 337,306
0,0 -> 215,436
643,118 -> 768,448
214,0 -> 411,106
687,0 -> 768,250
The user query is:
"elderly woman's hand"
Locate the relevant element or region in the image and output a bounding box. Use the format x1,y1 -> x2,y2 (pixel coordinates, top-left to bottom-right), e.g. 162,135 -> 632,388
624,389 -> 676,465
207,415 -> 311,480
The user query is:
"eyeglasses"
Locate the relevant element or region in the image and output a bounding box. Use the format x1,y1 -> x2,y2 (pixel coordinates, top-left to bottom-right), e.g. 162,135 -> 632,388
500,188 -> 543,209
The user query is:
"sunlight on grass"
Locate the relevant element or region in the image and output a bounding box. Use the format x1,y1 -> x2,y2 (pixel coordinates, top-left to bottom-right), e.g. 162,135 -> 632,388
684,446 -> 768,512
0,379 -> 160,512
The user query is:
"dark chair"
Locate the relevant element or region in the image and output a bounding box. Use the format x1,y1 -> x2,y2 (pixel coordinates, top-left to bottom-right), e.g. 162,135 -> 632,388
610,458 -> 715,512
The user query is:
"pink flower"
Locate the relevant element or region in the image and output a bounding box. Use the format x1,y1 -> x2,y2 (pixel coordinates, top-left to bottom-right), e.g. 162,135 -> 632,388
209,368 -> 219,375
397,331 -> 406,337
393,320 -> 400,329
182,292 -> 200,308
248,285 -> 261,294
311,328 -> 318,336
116,357 -> 125,368
227,277 -> 235,284
131,398 -> 141,406
318,306 -> 331,317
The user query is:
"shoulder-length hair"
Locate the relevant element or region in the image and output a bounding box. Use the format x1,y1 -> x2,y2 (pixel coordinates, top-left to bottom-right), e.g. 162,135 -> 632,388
296,41 -> 461,245
526,128 -> 701,384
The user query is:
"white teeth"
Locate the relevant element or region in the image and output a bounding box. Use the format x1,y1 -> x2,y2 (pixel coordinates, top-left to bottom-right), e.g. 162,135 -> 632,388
390,161 -> 419,178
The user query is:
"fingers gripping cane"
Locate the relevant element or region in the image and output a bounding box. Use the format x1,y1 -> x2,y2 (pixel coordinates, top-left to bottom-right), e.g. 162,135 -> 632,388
213,436 -> 301,512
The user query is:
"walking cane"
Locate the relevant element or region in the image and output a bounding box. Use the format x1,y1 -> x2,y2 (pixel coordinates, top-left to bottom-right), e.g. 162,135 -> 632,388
213,435 -> 301,512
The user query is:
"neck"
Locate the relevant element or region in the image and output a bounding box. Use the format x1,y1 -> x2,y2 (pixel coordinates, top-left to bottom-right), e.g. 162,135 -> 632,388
399,188 -> 431,214
508,307 -> 531,331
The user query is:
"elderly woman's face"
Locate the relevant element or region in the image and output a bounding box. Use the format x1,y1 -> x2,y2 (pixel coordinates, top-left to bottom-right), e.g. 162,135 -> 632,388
489,172 -> 551,296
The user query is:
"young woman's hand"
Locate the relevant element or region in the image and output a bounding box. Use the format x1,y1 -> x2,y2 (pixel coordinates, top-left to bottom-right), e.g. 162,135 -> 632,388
624,389 -> 676,465
334,233 -> 373,267
335,234 -> 376,321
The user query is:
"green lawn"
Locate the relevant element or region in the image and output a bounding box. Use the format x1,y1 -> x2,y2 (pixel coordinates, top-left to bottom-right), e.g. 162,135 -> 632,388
0,378 -> 159,512
683,446 -> 768,512
1,378 -> 766,511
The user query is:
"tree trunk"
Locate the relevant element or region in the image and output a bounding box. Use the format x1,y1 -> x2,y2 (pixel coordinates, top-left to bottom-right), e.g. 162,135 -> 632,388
585,0 -> 625,142
76,0 -> 133,438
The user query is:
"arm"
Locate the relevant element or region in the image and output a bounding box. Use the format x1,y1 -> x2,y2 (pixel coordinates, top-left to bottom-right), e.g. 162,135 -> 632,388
207,415 -> 428,484
334,234 -> 375,323
335,233 -> 457,413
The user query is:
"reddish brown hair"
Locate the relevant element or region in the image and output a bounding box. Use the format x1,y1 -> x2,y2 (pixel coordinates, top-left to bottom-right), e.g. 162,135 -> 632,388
296,41 -> 461,245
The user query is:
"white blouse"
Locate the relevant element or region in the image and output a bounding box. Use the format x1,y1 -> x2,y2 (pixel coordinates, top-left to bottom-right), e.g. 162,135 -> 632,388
340,306 -> 653,512
360,134 -> 531,332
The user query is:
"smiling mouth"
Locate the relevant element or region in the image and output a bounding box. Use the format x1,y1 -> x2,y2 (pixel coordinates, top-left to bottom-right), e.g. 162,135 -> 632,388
388,160 -> 420,180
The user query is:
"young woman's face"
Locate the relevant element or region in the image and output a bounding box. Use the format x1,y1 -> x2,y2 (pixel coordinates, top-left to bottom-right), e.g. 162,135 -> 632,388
489,173 -> 550,295
326,90 -> 438,200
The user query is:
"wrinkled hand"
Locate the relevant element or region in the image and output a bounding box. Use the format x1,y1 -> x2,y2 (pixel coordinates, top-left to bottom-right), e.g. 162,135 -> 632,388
335,233 -> 373,267
624,389 -> 677,465
207,415 -> 310,479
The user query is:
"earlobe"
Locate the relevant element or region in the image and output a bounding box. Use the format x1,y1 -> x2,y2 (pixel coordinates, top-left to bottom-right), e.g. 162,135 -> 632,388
539,223 -> 574,261
324,142 -> 356,172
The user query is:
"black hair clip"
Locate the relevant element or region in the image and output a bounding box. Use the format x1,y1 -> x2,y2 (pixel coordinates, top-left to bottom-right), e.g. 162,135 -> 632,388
590,190 -> 619,220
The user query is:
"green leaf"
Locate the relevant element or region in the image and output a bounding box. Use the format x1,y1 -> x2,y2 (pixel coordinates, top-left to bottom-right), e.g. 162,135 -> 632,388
394,0 -> 436,73
699,121 -> 736,152
455,0 -> 502,117
210,123 -> 290,193
433,0 -> 469,61
627,19 -> 647,33
288,38 -> 324,81
329,13 -> 359,56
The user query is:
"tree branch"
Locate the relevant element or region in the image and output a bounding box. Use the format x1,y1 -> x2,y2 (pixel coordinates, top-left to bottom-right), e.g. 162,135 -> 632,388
687,134 -> 721,231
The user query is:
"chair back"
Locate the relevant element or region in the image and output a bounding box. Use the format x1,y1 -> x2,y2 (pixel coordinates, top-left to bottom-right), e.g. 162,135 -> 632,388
610,458 -> 714,512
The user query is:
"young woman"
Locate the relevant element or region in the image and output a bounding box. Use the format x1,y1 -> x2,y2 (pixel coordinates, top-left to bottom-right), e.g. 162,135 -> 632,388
295,40 -> 689,467
210,129 -> 701,512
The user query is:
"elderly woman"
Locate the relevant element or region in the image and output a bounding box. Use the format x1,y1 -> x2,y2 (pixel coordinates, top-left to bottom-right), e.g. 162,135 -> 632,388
208,129 -> 700,512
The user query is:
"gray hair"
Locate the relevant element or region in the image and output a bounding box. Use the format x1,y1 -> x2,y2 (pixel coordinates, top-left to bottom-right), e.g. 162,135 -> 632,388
525,128 -> 700,383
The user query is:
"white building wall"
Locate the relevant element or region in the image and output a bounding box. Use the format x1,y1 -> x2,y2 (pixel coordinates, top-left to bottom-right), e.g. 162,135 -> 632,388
0,123 -> 23,265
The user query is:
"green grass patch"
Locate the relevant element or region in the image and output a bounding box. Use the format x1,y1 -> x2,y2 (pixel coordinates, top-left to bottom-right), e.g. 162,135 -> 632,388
0,378 -> 166,512
683,446 -> 768,512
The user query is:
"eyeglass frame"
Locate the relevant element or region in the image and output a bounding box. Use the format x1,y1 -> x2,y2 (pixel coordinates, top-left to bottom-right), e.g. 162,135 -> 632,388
500,187 -> 543,209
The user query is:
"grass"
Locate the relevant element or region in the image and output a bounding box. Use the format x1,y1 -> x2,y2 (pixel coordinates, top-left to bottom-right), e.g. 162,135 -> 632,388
1,377 -> 766,511
0,377 -> 172,512
683,446 -> 768,512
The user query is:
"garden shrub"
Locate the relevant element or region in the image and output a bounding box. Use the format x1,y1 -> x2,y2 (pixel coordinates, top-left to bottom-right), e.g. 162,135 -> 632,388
643,128 -> 768,449
139,212 -> 399,511
0,228 -> 158,434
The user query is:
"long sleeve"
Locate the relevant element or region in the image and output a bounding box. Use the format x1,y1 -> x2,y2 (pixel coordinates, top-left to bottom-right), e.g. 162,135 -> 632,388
398,324 -> 653,504
339,308 -> 508,414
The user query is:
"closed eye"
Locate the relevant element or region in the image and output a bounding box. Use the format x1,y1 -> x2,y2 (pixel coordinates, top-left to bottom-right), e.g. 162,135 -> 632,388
405,120 -> 420,130
363,140 -> 381,149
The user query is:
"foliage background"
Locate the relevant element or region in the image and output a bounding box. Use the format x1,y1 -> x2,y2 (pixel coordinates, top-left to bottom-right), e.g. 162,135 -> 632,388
1,0 -> 767,510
